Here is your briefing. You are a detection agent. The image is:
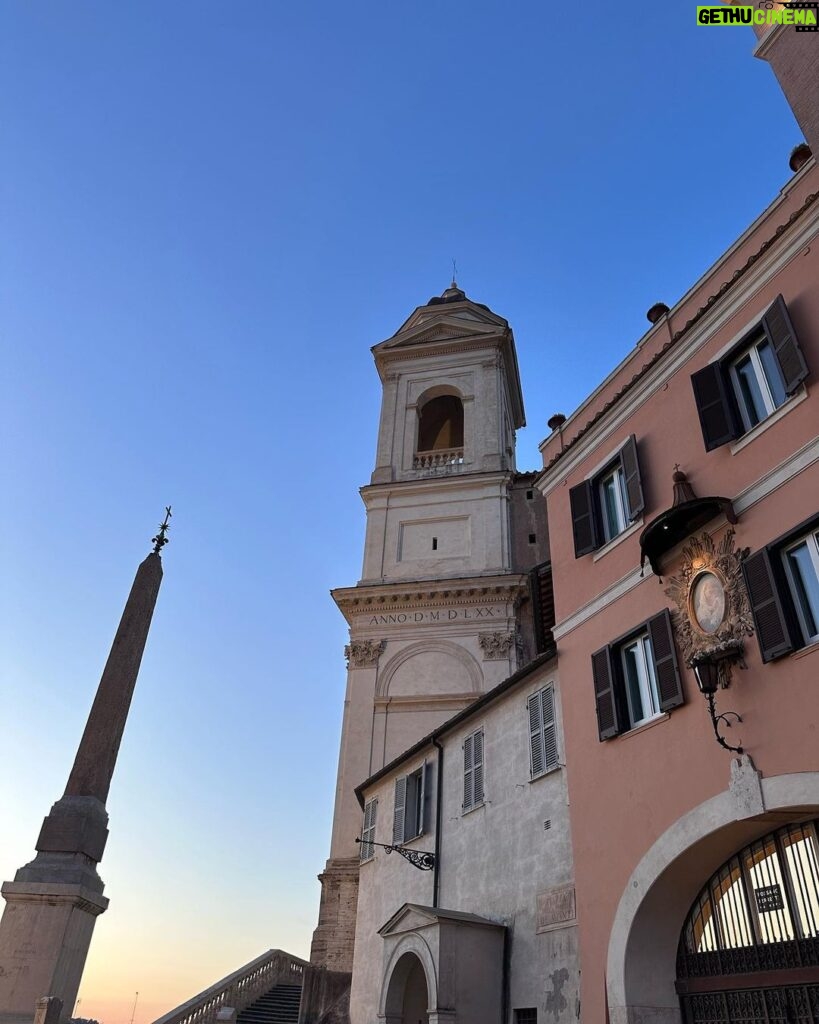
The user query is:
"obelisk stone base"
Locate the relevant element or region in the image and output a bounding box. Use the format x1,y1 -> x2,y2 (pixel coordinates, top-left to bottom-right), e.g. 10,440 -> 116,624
0,880 -> 106,1024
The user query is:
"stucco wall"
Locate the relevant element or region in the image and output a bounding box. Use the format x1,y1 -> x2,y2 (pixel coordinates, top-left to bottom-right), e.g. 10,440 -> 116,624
350,658 -> 580,1024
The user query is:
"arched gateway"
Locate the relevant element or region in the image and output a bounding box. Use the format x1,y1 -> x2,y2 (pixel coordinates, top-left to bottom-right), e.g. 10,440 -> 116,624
677,818 -> 819,1022
607,768 -> 819,1024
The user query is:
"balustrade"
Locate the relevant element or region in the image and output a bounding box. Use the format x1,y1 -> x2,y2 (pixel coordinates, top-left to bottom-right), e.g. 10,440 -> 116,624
413,448 -> 464,470
152,950 -> 308,1024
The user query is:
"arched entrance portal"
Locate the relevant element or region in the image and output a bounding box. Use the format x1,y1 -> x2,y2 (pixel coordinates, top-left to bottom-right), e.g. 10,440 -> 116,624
677,818 -> 819,1022
384,951 -> 429,1024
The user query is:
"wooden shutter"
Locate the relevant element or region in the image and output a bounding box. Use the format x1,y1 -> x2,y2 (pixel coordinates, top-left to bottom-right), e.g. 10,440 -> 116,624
463,733 -> 474,810
530,562 -> 555,653
541,685 -> 558,772
392,776 -> 407,844
360,798 -> 377,861
592,646 -> 620,740
691,363 -> 739,451
417,761 -> 427,836
762,294 -> 808,395
570,480 -> 598,557
743,548 -> 794,662
648,610 -> 684,712
473,729 -> 484,805
620,434 -> 645,520
528,691 -> 545,777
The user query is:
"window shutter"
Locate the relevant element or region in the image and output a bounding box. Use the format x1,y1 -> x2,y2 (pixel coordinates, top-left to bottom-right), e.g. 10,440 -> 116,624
762,294 -> 808,395
530,562 -> 555,653
418,760 -> 428,836
691,363 -> 739,451
541,685 -> 559,772
463,733 -> 474,810
648,610 -> 684,712
592,646 -> 621,740
473,729 -> 484,805
528,691 -> 545,777
393,776 -> 407,844
743,548 -> 794,662
360,799 -> 377,861
620,435 -> 645,521
569,480 -> 598,557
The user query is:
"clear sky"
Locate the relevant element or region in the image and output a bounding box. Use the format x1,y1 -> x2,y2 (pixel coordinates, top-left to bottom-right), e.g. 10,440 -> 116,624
0,3 -> 801,1024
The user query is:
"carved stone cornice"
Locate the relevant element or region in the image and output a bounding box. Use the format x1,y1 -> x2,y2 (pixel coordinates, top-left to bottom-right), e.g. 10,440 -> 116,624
478,631 -> 517,660
344,640 -> 386,668
332,574 -> 530,624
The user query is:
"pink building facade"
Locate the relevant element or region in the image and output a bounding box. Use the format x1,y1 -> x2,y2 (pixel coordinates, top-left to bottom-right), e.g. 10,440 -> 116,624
536,24 -> 819,1021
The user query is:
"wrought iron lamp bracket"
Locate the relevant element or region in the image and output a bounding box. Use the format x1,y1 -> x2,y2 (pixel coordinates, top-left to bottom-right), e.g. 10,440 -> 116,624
705,691 -> 743,754
355,837 -> 436,870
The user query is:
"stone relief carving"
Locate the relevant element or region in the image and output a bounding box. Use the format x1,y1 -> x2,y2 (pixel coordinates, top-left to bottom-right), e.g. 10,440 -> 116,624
344,639 -> 386,668
663,530 -> 754,686
478,631 -> 517,660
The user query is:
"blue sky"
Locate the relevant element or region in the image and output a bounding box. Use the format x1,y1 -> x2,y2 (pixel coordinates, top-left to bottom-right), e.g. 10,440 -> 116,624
0,3 -> 801,1021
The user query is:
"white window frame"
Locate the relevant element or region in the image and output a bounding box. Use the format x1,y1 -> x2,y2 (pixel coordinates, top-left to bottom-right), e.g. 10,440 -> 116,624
462,727 -> 484,813
528,684 -> 559,780
598,463 -> 628,542
620,633 -> 661,729
728,336 -> 786,433
360,798 -> 377,862
782,530 -> 819,645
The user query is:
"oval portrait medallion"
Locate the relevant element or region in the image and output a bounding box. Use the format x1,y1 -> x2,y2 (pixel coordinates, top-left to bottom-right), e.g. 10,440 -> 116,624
691,571 -> 726,634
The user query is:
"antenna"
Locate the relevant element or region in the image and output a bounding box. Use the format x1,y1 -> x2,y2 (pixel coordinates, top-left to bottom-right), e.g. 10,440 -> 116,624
451,258 -> 458,287
130,992 -> 139,1024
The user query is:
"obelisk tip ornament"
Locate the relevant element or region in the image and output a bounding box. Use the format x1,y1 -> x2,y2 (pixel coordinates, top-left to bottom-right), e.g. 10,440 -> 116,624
152,505 -> 172,555
0,516 -> 169,1024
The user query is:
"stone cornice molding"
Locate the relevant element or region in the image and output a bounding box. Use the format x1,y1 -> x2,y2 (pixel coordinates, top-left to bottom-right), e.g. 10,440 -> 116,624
360,471 -> 514,501
333,574 -> 529,623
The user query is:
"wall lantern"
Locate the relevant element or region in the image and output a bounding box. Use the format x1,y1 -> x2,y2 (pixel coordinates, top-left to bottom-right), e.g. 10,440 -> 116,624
691,642 -> 744,754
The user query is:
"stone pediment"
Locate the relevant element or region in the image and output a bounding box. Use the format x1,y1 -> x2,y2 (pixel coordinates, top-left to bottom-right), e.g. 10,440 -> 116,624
380,903 -> 504,937
376,314 -> 504,353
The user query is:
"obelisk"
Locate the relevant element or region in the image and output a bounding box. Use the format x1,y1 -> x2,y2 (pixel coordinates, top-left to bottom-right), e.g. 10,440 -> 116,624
0,511 -> 171,1024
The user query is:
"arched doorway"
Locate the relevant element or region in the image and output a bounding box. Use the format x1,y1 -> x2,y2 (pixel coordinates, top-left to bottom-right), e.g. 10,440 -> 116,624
384,951 -> 429,1024
677,819 -> 819,1022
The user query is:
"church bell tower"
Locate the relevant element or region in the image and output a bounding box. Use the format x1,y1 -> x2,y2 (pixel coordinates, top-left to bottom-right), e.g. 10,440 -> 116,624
311,284 -> 545,972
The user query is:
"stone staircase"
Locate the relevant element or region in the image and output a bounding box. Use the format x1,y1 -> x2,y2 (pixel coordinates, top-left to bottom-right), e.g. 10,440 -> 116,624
236,984 -> 302,1024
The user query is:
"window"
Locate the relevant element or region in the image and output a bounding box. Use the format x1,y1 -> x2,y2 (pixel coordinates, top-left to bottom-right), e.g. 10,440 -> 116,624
620,634 -> 660,728
528,685 -> 559,778
743,517 -> 819,661
515,1011 -> 537,1024
691,294 -> 808,451
592,610 -> 683,740
569,435 -> 644,557
462,728 -> 484,812
783,531 -> 819,644
360,798 -> 377,862
393,763 -> 428,844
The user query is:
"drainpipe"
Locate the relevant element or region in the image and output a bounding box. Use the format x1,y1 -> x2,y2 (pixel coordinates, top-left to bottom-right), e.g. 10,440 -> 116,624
432,736 -> 444,908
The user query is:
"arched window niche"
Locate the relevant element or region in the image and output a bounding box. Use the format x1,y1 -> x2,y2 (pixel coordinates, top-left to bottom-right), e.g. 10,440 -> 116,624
415,391 -> 464,470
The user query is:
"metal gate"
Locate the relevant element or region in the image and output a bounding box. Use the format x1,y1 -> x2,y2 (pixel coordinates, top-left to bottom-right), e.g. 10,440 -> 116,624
677,820 -> 819,1023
